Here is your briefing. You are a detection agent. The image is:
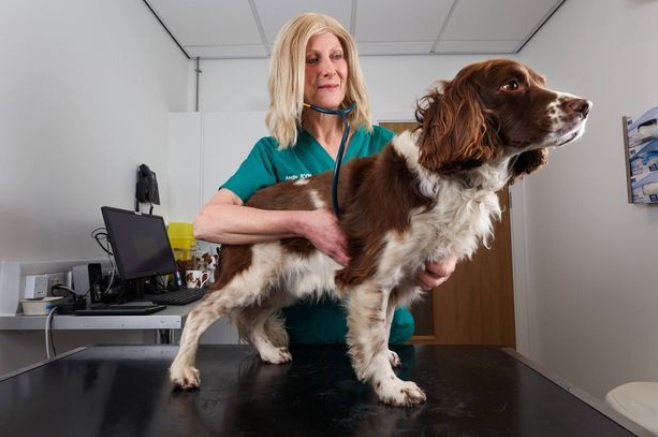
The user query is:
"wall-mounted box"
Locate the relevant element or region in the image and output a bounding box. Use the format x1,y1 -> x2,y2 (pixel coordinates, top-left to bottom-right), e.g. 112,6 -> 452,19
623,107 -> 658,204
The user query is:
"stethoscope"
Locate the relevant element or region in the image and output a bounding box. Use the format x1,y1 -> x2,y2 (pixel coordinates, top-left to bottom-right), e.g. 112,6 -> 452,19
305,101 -> 356,217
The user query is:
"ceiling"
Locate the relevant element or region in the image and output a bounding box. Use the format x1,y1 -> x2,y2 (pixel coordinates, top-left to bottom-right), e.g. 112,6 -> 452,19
144,0 -> 566,60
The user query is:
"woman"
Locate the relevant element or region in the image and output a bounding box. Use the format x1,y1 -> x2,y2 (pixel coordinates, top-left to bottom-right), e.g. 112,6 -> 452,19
194,13 -> 457,344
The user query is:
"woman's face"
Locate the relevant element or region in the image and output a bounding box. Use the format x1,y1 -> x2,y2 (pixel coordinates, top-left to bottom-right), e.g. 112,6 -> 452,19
304,31 -> 348,109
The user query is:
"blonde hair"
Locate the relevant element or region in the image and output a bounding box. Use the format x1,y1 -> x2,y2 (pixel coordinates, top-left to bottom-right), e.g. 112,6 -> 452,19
266,13 -> 372,149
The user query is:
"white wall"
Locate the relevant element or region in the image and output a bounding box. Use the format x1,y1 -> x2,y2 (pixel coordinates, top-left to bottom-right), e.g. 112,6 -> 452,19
0,0 -> 191,263
514,0 -> 658,400
192,0 -> 658,400
0,0 -> 190,373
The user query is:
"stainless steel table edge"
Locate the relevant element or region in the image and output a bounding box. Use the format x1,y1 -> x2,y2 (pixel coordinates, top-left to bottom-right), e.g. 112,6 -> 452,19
0,345 -> 88,382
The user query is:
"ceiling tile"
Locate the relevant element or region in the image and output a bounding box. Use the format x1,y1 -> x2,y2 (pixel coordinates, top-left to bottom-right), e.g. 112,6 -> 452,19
147,0 -> 261,46
433,40 -> 523,54
357,41 -> 434,56
441,0 -> 563,41
253,0 -> 354,44
143,0 -> 567,59
355,0 -> 453,42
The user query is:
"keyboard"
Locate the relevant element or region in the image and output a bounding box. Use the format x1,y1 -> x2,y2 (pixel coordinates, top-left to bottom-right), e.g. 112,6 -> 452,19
145,288 -> 207,305
74,304 -> 167,316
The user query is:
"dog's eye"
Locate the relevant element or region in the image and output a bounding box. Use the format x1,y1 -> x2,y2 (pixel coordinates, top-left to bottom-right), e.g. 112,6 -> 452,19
501,80 -> 520,91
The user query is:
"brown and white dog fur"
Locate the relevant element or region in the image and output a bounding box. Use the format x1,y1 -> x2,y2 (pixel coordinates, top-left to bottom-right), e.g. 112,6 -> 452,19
169,59 -> 591,407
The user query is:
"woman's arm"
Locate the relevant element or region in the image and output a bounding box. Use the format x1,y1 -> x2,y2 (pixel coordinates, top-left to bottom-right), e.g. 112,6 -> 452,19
193,188 -> 350,265
195,189 -> 457,284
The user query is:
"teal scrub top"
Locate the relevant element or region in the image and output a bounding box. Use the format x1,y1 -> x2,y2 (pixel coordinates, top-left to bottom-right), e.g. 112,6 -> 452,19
221,126 -> 414,344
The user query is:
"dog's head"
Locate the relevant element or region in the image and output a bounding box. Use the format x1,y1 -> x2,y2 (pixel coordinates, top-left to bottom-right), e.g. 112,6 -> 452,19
414,58 -> 591,180
201,252 -> 219,270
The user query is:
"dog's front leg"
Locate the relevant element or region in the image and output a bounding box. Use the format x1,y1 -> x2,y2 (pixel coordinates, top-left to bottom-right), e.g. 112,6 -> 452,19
346,283 -> 426,407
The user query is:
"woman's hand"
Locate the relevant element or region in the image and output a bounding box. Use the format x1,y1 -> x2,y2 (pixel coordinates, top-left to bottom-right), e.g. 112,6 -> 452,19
416,256 -> 458,291
298,209 -> 349,266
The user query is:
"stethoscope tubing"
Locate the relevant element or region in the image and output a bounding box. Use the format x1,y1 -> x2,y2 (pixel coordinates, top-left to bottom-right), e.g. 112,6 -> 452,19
307,102 -> 356,218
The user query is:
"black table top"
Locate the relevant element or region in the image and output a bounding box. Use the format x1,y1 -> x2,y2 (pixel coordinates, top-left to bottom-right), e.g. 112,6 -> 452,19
0,344 -> 647,437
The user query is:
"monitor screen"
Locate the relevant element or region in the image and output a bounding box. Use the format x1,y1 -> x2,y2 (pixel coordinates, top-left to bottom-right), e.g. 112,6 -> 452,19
101,206 -> 178,281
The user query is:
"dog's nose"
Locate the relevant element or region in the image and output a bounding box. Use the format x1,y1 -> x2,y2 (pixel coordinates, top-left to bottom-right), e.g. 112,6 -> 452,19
566,98 -> 591,118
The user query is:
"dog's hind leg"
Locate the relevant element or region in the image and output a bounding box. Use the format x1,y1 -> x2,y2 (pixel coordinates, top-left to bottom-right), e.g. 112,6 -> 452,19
169,285 -> 277,389
235,297 -> 293,364
170,243 -> 285,390
262,312 -> 289,349
346,283 -> 426,407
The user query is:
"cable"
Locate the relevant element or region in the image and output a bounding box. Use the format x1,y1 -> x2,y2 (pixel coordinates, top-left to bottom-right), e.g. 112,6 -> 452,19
42,227 -> 121,359
103,259 -> 116,296
51,284 -> 80,298
90,226 -> 119,302
91,227 -> 113,256
45,306 -> 58,359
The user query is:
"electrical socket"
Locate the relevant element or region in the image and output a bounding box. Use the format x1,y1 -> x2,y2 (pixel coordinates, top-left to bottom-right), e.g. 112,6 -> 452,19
23,275 -> 48,299
47,272 -> 67,295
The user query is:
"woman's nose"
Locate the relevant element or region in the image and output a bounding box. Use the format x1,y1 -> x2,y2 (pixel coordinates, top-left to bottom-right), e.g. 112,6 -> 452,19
319,58 -> 336,76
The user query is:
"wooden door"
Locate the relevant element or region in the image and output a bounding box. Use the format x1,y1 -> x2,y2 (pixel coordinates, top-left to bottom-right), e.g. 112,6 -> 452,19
380,122 -> 516,348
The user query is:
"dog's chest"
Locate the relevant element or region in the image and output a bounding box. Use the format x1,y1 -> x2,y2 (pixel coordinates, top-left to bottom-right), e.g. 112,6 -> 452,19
409,185 -> 502,261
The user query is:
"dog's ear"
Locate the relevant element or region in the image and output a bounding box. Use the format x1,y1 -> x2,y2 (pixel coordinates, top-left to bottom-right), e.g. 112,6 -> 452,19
509,149 -> 549,183
415,79 -> 500,174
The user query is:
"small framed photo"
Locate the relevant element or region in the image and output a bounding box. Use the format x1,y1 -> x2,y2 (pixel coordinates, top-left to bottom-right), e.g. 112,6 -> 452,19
623,106 -> 658,204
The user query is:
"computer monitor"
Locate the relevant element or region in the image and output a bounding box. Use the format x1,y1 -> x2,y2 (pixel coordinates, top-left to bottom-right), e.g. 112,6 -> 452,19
100,206 -> 178,297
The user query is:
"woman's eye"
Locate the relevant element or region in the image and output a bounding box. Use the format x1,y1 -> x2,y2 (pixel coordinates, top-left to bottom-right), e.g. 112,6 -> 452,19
501,80 -> 520,91
331,53 -> 344,60
306,57 -> 319,64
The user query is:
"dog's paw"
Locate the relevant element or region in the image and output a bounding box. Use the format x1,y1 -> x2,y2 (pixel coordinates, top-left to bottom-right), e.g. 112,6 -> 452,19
375,378 -> 426,407
260,346 -> 293,365
388,350 -> 401,368
170,365 -> 201,390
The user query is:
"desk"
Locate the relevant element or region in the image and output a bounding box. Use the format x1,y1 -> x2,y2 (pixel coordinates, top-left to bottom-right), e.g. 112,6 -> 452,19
0,302 -> 198,343
0,345 -> 649,436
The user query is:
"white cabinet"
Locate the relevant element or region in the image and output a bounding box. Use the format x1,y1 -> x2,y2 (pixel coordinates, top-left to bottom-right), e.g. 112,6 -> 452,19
167,112 -> 268,222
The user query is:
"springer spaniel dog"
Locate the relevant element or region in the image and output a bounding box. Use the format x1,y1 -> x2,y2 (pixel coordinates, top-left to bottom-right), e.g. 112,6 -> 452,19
170,59 -> 591,407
